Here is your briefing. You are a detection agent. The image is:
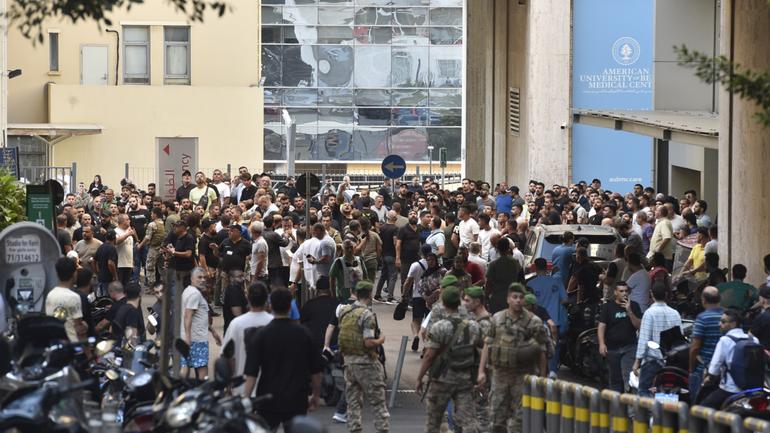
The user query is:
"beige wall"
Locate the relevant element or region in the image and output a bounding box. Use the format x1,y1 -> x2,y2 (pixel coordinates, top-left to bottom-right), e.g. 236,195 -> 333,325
9,0 -> 259,123
48,84 -> 262,189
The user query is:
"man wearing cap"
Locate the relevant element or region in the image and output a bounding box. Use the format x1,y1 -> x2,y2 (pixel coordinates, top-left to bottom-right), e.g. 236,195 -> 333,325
337,281 -> 389,433
214,223 -> 254,291
750,286 -> 770,350
175,170 -> 195,203
417,286 -> 482,433
478,283 -> 547,433
463,285 -> 491,431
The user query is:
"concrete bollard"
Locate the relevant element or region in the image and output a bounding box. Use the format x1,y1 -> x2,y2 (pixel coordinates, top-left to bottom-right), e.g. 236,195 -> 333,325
530,376 -> 546,433
546,380 -> 563,433
524,375 -> 533,433
561,382 -> 579,433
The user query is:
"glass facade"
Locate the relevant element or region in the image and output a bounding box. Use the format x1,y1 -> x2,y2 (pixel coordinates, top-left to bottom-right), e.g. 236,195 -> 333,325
261,0 -> 463,163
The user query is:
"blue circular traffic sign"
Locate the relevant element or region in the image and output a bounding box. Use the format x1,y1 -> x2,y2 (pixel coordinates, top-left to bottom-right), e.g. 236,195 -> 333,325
381,155 -> 407,179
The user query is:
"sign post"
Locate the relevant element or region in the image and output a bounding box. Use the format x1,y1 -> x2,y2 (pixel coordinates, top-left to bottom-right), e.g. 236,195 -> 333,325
439,147 -> 447,190
25,185 -> 54,231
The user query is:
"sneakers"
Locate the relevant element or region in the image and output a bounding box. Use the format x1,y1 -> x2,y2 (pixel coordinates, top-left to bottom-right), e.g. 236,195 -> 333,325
386,297 -> 396,303
548,371 -> 558,380
374,295 -> 383,302
411,336 -> 420,352
332,412 -> 347,423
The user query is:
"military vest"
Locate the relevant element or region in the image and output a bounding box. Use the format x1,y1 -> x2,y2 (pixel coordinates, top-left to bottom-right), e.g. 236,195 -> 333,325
489,310 -> 541,370
149,219 -> 166,247
338,305 -> 377,359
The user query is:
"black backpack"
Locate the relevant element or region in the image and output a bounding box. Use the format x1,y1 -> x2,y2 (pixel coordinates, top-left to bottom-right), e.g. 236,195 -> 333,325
727,335 -> 767,390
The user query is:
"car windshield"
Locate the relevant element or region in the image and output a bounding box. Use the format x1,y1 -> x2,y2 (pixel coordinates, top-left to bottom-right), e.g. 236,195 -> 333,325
540,234 -> 617,260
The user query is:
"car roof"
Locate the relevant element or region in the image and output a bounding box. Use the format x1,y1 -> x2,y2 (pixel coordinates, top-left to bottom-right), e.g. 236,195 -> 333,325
536,224 -> 618,235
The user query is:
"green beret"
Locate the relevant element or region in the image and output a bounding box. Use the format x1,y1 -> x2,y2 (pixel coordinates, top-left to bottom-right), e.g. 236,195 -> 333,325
355,281 -> 374,295
441,286 -> 461,306
465,286 -> 484,299
524,293 -> 537,305
508,283 -> 526,295
441,274 -> 459,288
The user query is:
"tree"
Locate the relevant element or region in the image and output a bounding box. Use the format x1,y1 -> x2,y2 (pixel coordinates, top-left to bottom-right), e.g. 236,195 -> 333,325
0,169 -> 26,231
674,0 -> 770,127
9,0 -> 229,42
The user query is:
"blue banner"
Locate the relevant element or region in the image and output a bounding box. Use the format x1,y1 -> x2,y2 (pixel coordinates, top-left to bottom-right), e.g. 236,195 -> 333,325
572,0 -> 654,193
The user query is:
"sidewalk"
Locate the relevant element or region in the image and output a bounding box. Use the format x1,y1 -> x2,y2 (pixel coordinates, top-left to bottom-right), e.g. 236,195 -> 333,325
308,391 -> 428,433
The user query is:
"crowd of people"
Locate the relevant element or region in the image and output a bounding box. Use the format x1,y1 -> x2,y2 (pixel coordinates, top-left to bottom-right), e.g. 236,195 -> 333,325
42,168 -> 770,432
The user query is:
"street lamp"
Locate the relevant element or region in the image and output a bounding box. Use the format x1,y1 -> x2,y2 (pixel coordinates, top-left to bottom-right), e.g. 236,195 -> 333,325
427,145 -> 434,178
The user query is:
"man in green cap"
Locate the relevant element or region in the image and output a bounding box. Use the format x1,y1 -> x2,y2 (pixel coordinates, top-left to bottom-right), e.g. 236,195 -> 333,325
424,274 -> 468,335
416,287 -> 482,433
337,281 -> 390,433
464,285 -> 492,431
478,283 -> 547,433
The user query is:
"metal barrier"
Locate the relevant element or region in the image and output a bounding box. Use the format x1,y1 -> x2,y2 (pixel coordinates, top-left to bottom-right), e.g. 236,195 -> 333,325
744,417 -> 770,433
523,375 -> 763,433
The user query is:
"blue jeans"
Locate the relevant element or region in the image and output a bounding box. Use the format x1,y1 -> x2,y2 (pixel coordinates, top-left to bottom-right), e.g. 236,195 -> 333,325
548,340 -> 561,374
132,244 -> 148,283
638,360 -> 663,397
336,389 -> 347,415
607,345 -> 636,393
689,369 -> 704,402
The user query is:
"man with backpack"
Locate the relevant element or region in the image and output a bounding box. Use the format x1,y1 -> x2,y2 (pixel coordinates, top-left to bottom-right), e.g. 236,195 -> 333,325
700,309 -> 765,409
416,286 -> 482,433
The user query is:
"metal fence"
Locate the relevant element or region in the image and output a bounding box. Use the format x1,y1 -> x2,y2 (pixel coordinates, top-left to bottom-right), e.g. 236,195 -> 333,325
19,164 -> 77,194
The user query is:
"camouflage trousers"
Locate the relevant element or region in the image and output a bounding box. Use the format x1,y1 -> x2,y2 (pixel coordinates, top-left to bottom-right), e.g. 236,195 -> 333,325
425,380 -> 478,433
476,372 -> 491,432
145,247 -> 163,288
344,362 -> 390,433
490,368 -> 524,433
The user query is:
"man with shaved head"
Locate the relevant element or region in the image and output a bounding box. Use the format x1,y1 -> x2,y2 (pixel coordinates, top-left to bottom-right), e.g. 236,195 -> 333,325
375,210 -> 399,301
689,286 -> 723,400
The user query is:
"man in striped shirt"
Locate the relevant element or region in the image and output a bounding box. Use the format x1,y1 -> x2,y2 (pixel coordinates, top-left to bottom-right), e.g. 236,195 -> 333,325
632,282 -> 683,397
689,287 -> 723,400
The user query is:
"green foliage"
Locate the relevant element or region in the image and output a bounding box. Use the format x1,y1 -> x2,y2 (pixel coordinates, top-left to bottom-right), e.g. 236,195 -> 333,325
0,169 -> 26,231
10,0 -> 230,43
675,45 -> 770,126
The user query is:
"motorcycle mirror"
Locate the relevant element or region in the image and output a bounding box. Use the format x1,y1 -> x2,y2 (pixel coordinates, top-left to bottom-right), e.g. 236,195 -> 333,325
223,340 -> 235,359
106,369 -> 119,381
96,340 -> 115,357
647,341 -> 660,351
175,339 -> 191,359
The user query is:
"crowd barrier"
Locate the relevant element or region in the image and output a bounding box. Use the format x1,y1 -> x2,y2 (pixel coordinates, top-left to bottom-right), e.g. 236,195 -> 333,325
522,375 -> 770,433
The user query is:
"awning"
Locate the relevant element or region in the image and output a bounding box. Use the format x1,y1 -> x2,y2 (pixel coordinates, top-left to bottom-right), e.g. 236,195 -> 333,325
9,123 -> 103,142
571,109 -> 718,149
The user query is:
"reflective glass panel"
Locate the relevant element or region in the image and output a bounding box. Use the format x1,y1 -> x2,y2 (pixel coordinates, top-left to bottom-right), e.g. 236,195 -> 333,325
264,88 -> 283,106
353,128 -> 390,160
391,27 -> 430,45
283,88 -> 318,106
264,107 -> 283,124
354,7 -> 391,25
354,46 -> 391,87
429,7 -> 462,25
357,108 -> 391,126
283,6 -> 318,24
390,128 -> 429,160
318,128 -> 355,160
261,46 -> 282,86
392,89 -> 428,106
429,108 -> 461,126
392,8 -> 428,26
319,88 -> 354,106
262,26 -> 282,44
429,46 -> 462,87
282,45 -> 316,86
261,6 -> 284,24
317,45 -> 354,87
294,125 -> 318,160
264,125 -> 286,160
391,108 -> 429,126
319,107 -> 355,126
287,108 -> 318,126
428,127 -> 461,161
317,26 -> 355,43
355,89 -> 391,106
318,6 -> 354,25
354,26 -> 393,44
429,89 -> 461,107
430,27 -> 462,45
391,46 -> 429,87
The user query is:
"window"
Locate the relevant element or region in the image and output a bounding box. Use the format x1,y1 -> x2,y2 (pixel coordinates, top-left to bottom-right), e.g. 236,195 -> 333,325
123,26 -> 150,84
164,26 -> 190,85
48,31 -> 59,72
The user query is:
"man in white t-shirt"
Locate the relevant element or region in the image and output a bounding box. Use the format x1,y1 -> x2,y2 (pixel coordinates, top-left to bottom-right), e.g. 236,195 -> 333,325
221,282 -> 273,395
212,169 -> 231,206
401,245 -> 432,352
45,258 -> 87,342
114,214 -> 135,287
291,230 -> 317,292
250,221 -> 269,283
457,205 -> 479,248
181,268 -> 222,379
477,214 -> 500,261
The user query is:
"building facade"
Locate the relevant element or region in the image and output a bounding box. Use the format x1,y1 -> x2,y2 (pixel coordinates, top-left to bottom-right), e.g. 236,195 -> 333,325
8,1 -> 262,189
260,0 -> 464,174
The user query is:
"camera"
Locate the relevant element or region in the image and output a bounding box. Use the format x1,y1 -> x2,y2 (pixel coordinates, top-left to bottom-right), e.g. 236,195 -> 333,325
560,122 -> 568,130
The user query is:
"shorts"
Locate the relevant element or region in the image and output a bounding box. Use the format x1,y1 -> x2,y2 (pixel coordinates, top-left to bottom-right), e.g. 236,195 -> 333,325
180,341 -> 209,369
411,297 -> 429,321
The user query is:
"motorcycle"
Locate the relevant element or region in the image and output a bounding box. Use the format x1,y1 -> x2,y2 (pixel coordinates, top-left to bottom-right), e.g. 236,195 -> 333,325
561,301 -> 607,384
720,349 -> 770,420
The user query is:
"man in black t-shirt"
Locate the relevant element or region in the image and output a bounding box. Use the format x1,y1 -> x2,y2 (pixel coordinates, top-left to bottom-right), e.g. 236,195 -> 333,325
112,282 -> 146,345
215,224 -> 252,291
199,220 -> 221,304
175,170 -> 195,203
163,220 -> 196,290
242,290 -> 323,430
222,270 -> 248,333
94,230 -> 119,297
375,211 -> 399,301
127,196 -> 151,283
598,282 -> 642,393
395,211 -> 421,288
300,277 -> 339,350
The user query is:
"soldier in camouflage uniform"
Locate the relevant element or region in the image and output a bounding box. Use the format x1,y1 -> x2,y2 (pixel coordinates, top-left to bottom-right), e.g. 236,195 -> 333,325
424,274 -> 469,334
141,207 -> 165,289
417,287 -> 482,433
463,286 -> 492,432
337,281 -> 390,433
478,283 -> 547,433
